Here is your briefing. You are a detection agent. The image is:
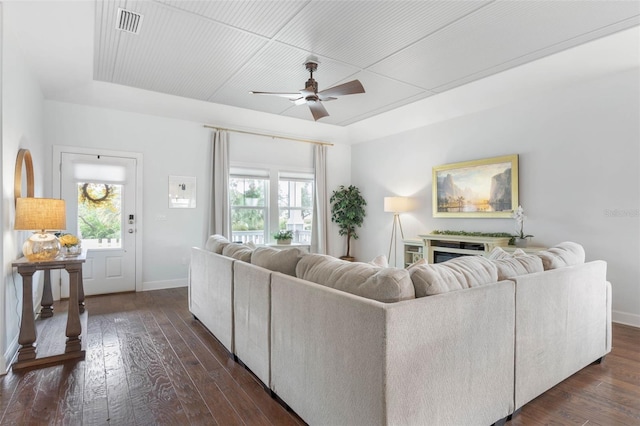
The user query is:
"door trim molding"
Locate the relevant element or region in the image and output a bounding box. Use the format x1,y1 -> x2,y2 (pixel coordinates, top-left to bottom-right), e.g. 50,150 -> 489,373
52,145 -> 143,294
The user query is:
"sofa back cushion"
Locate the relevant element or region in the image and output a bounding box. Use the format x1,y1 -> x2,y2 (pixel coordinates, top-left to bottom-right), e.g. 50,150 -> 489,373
493,255 -> 544,280
296,254 -> 415,303
222,242 -> 255,262
409,255 -> 498,297
251,246 -> 304,276
536,242 -> 585,270
488,247 -> 544,280
205,234 -> 231,254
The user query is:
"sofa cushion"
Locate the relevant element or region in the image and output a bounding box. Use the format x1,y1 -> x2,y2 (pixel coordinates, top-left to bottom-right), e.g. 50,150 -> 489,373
222,242 -> 254,262
205,234 -> 231,254
409,255 -> 498,297
487,247 -> 544,279
296,254 -> 415,303
251,246 -> 304,276
536,242 -> 585,270
492,254 -> 544,280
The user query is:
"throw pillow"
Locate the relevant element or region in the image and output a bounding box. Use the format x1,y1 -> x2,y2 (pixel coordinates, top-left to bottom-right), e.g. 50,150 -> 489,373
409,255 -> 498,297
251,246 -> 304,276
369,254 -> 389,268
407,258 -> 427,270
536,242 -> 585,270
488,247 -> 511,260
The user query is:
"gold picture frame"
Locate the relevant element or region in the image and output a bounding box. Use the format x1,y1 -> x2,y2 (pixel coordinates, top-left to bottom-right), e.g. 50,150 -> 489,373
433,154 -> 518,218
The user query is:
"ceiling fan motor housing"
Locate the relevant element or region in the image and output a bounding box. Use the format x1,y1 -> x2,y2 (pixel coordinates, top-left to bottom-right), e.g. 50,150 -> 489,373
305,78 -> 318,94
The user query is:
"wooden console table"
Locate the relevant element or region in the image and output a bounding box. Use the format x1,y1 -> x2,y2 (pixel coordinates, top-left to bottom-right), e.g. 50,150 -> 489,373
12,252 -> 87,370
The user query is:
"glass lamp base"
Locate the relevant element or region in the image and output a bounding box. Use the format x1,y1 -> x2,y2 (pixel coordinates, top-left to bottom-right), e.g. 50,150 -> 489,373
23,233 -> 61,262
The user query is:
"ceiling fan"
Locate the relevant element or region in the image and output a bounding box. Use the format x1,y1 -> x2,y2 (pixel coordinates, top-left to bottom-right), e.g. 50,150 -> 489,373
250,57 -> 365,121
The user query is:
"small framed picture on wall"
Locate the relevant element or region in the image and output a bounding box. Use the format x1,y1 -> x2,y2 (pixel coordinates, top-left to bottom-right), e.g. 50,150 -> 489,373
169,176 -> 196,208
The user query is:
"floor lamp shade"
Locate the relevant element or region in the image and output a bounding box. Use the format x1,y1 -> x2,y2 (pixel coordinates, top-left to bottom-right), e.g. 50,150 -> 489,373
384,197 -> 412,267
15,197 -> 66,261
384,196 -> 411,213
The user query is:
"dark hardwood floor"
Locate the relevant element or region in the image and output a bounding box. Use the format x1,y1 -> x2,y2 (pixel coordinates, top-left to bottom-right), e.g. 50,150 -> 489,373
0,287 -> 638,425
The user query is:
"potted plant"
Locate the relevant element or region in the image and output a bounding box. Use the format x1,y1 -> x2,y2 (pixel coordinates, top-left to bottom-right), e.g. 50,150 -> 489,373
330,185 -> 367,261
512,205 -> 533,247
244,183 -> 261,206
273,230 -> 294,245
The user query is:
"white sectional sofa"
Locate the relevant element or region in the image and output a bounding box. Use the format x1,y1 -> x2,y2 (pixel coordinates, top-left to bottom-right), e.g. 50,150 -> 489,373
189,236 -> 611,425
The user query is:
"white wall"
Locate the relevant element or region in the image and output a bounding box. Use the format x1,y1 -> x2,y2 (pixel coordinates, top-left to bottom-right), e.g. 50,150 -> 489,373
1,11 -> 47,372
351,68 -> 640,326
44,100 -> 352,290
45,101 -> 212,289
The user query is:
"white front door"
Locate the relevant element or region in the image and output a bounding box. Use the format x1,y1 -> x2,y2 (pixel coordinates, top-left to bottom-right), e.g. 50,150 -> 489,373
59,152 -> 138,296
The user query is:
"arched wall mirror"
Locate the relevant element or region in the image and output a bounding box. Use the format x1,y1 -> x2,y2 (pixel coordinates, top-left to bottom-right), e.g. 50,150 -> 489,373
14,148 -> 35,205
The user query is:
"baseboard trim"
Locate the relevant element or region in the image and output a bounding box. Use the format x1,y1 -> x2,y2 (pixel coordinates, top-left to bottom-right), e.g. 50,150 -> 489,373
612,310 -> 640,328
2,335 -> 19,375
142,278 -> 187,292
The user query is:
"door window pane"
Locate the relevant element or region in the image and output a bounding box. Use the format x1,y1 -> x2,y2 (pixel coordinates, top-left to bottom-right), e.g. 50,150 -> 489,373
77,182 -> 122,249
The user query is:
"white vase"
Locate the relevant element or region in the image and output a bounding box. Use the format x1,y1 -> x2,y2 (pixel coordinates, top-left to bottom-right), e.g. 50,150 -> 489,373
514,237 -> 528,248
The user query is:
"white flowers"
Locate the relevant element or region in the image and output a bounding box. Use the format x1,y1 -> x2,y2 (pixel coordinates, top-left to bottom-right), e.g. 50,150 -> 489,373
512,205 -> 533,239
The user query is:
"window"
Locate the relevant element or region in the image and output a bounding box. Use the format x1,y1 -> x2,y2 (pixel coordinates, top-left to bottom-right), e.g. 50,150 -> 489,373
278,175 -> 313,244
230,168 -> 313,244
230,174 -> 269,244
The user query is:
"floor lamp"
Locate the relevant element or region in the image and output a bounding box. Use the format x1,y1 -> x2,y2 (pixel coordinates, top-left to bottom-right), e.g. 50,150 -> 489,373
384,197 -> 411,267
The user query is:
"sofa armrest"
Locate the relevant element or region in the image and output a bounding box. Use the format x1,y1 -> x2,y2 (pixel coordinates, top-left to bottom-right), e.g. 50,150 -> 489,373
512,260 -> 609,410
189,247 -> 234,353
271,274 -> 515,426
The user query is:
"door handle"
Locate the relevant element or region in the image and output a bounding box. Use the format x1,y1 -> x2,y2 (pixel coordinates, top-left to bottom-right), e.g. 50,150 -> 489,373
128,229 -> 134,233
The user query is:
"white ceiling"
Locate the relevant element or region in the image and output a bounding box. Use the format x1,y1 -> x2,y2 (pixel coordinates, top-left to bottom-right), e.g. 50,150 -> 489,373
4,0 -> 640,130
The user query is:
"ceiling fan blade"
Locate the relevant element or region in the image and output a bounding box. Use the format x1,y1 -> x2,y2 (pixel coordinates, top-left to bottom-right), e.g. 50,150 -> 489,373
317,80 -> 365,97
293,97 -> 308,106
308,101 -> 329,121
250,91 -> 301,99
317,95 -> 337,102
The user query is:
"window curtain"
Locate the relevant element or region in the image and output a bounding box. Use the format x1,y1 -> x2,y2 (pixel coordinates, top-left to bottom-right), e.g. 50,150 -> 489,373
209,130 -> 230,237
311,144 -> 328,254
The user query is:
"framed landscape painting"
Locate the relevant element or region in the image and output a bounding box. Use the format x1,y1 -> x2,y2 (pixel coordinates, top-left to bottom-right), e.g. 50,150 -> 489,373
433,154 -> 518,218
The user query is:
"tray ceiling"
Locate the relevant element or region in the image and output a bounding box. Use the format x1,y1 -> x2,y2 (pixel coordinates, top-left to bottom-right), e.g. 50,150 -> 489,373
89,1 -> 638,126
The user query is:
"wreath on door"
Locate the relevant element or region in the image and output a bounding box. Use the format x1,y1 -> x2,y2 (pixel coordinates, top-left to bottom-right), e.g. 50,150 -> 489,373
79,183 -> 115,207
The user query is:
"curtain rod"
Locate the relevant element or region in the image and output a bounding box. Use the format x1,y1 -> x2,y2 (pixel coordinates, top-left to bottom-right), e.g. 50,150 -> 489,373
203,124 -> 334,147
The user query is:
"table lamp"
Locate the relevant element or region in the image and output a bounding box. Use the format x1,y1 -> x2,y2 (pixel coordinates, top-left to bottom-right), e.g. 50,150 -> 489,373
15,197 -> 66,261
384,196 -> 412,266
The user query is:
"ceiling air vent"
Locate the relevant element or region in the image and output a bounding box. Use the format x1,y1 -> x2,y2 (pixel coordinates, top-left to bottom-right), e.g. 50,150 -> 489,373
116,8 -> 143,35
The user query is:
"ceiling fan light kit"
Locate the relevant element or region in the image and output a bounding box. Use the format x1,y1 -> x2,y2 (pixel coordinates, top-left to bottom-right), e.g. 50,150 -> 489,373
250,57 -> 365,121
